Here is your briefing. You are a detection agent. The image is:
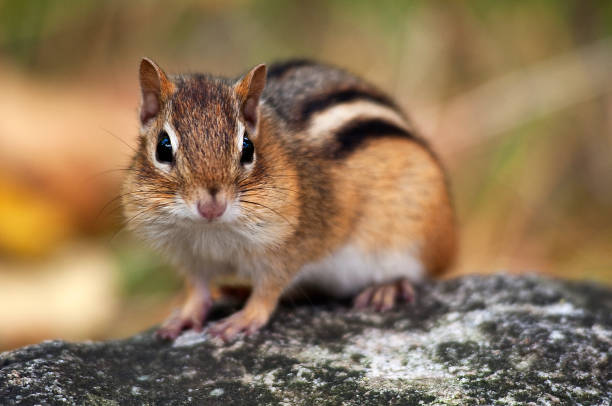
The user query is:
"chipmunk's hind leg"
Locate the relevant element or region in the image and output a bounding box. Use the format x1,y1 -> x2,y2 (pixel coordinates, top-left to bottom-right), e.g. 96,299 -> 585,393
353,279 -> 415,312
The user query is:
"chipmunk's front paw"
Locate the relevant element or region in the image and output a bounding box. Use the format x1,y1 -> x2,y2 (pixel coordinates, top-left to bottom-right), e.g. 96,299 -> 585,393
157,315 -> 190,340
157,313 -> 198,340
157,300 -> 212,340
208,309 -> 268,342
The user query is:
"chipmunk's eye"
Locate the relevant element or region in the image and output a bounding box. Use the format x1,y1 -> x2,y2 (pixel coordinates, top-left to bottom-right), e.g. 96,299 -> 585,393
240,131 -> 254,165
156,131 -> 173,164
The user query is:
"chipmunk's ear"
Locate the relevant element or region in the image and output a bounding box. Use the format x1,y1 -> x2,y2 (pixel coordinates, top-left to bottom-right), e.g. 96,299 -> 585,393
139,58 -> 172,125
235,64 -> 267,133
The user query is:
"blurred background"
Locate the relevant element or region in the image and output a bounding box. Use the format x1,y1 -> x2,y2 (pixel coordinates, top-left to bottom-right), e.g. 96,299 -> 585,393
1,0 -> 611,351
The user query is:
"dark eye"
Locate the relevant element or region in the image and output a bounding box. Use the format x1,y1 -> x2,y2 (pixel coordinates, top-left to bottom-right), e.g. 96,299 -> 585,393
156,131 -> 173,164
240,131 -> 254,165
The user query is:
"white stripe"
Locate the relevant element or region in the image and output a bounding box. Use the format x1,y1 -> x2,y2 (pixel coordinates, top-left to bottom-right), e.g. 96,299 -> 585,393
307,100 -> 409,141
236,120 -> 245,151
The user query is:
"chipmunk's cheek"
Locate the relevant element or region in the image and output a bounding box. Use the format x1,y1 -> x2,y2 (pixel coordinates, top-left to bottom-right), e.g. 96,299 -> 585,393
174,195 -> 202,220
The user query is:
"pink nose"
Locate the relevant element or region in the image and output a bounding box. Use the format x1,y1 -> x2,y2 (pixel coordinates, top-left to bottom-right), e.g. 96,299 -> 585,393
197,200 -> 227,220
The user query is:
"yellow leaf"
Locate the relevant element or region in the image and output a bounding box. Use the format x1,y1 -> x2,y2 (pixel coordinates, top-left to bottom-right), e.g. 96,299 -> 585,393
0,178 -> 73,258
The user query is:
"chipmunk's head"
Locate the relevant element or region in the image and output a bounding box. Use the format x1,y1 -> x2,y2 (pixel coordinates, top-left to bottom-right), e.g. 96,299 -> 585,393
123,58 -> 296,240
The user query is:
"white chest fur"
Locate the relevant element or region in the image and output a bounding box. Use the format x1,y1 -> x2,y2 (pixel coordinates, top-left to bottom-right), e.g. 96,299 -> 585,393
144,221 -> 424,294
144,221 -> 259,274
291,243 -> 425,298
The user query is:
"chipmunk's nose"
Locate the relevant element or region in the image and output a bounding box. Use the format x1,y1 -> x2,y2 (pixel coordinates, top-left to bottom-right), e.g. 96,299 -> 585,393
197,188 -> 227,220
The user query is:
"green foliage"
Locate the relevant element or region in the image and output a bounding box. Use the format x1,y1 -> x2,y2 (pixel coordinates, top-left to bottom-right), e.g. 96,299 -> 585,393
112,238 -> 181,298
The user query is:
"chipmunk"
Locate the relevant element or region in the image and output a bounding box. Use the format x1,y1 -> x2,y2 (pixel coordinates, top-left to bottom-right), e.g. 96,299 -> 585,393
122,58 -> 456,341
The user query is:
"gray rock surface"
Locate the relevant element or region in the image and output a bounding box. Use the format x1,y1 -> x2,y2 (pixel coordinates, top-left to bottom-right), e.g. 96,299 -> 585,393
1,275 -> 611,405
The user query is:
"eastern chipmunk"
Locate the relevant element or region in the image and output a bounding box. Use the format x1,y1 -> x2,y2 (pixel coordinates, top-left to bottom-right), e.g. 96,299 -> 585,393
122,58 -> 456,341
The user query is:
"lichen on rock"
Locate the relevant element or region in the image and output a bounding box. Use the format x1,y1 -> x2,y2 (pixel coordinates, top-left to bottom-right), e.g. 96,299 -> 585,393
1,275 -> 611,405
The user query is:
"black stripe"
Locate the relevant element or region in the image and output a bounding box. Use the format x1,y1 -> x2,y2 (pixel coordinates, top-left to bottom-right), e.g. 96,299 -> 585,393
300,89 -> 400,122
267,60 -> 315,80
330,119 -> 425,159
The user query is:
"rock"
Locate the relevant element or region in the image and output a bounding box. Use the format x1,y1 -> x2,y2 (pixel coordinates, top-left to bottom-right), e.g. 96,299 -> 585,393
1,275 -> 611,405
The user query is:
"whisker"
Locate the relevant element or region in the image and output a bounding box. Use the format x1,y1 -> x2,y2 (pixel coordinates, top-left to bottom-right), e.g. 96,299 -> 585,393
100,127 -> 138,153
79,167 -> 140,187
238,181 -> 300,190
110,201 -> 170,243
239,187 -> 300,196
95,190 -> 174,223
239,195 -> 301,212
239,199 -> 292,224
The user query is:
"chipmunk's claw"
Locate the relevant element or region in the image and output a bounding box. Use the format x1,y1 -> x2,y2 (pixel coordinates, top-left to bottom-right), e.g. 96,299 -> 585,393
208,309 -> 268,342
157,313 -> 199,340
157,320 -> 187,341
157,298 -> 212,340
353,279 -> 415,312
